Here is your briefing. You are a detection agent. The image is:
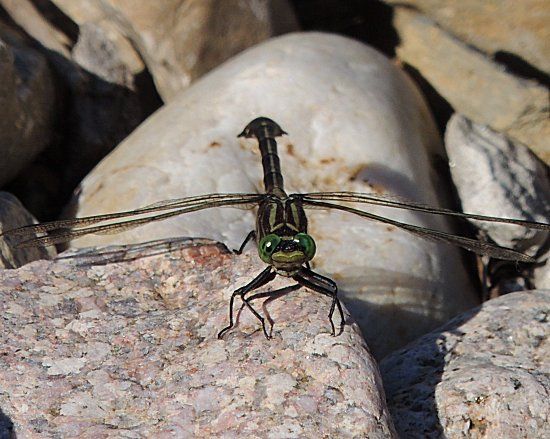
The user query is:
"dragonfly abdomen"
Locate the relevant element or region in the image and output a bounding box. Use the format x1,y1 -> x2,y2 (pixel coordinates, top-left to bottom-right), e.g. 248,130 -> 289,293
260,139 -> 285,194
239,117 -> 287,196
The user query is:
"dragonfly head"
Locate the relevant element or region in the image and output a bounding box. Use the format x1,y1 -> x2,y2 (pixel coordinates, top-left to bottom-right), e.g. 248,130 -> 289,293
258,233 -> 316,273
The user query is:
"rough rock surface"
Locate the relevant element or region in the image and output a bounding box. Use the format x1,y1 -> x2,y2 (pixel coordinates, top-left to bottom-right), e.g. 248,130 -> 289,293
0,30 -> 56,186
384,0 -> 550,74
445,114 -> 549,256
381,290 -> 550,438
392,6 -> 549,163
0,192 -> 55,269
51,0 -> 299,101
0,240 -> 396,437
71,32 -> 477,358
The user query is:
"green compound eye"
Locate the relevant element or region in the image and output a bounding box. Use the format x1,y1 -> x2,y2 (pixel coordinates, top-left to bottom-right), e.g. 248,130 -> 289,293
258,234 -> 282,263
294,233 -> 316,260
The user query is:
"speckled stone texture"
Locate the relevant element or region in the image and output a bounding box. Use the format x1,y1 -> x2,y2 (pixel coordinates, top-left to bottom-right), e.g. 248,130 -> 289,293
0,240 -> 396,438
381,290 -> 550,438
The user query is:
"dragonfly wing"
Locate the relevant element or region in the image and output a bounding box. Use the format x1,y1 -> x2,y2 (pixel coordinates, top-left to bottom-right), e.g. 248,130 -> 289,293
300,192 -> 550,231
3,194 -> 263,248
3,193 -> 261,237
301,198 -> 536,262
141,193 -> 259,210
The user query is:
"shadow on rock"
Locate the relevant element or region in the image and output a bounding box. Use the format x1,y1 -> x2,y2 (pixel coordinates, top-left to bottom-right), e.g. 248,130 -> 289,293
0,408 -> 15,439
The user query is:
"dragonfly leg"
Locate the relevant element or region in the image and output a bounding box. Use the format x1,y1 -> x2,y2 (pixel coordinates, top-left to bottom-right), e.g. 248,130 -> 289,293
217,266 -> 276,339
233,231 -> 256,255
293,268 -> 345,336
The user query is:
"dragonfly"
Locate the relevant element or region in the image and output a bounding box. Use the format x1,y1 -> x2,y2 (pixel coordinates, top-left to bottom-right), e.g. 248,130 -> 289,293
2,117 -> 549,339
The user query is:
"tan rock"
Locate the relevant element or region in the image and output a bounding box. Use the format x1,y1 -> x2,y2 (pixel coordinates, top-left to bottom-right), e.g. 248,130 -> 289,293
0,0 -> 71,57
385,0 -> 550,73
51,0 -> 299,100
392,7 -> 549,163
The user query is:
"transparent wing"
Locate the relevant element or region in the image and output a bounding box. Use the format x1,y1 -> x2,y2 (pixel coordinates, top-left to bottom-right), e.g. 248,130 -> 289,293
2,193 -> 263,248
300,198 -> 536,262
300,191 -> 550,231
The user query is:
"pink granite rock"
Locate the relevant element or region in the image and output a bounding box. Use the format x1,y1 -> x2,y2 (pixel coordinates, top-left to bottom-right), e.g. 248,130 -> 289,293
381,290 -> 550,438
0,239 -> 396,437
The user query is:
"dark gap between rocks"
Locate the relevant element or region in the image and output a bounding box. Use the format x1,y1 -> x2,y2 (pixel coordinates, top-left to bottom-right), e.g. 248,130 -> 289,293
134,62 -> 165,113
400,63 -> 454,137
290,0 -> 399,58
1,30 -> 163,222
29,0 -> 80,46
494,51 -> 550,89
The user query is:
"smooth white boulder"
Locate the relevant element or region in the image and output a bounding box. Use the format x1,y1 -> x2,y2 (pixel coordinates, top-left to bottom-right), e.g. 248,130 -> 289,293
72,32 -> 477,357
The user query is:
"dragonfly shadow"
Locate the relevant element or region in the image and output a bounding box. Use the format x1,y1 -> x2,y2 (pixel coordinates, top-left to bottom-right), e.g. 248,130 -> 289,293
351,163 -> 428,205
379,305 -> 481,437
231,284 -> 303,338
55,237 -> 226,268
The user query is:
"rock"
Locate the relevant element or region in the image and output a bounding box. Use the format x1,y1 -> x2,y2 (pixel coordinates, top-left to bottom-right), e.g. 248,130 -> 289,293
0,192 -> 55,268
445,114 -> 549,256
0,0 -> 151,216
51,0 -> 299,101
534,258 -> 550,290
60,20 -> 146,187
69,32 -> 477,358
0,0 -> 72,58
0,240 -> 396,437
380,290 -> 550,438
72,22 -> 140,88
0,28 -> 56,186
391,6 -> 550,163
384,0 -> 550,74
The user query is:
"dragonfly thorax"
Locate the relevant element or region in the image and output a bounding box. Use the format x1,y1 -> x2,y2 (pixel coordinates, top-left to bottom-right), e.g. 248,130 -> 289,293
255,195 -> 314,274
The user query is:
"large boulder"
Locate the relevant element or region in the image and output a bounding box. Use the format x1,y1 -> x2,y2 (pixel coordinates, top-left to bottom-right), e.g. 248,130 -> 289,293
69,32 -> 478,358
0,240 -> 396,437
